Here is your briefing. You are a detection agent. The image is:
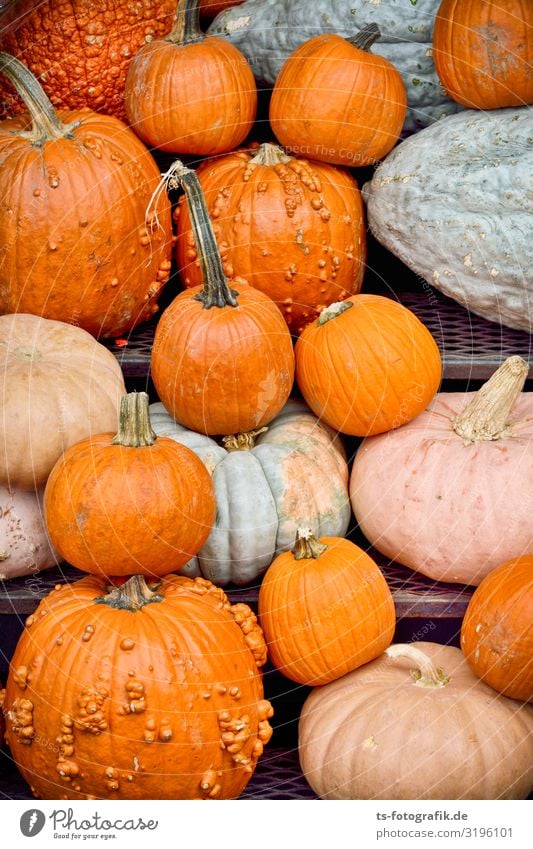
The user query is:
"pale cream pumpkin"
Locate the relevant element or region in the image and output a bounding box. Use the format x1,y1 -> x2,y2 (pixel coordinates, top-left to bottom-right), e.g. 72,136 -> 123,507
0,486 -> 59,580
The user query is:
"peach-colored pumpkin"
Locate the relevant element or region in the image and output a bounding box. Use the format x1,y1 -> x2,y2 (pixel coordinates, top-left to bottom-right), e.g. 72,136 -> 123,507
0,486 -> 59,580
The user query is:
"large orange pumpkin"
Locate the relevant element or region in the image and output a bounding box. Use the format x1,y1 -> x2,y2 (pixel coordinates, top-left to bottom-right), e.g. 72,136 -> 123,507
270,24 -> 407,167
175,143 -> 366,335
44,392 -> 216,578
152,162 -> 295,436
295,296 -> 442,436
0,54 -> 172,339
3,573 -> 273,799
461,557 -> 533,702
433,0 -> 533,109
124,0 -> 256,154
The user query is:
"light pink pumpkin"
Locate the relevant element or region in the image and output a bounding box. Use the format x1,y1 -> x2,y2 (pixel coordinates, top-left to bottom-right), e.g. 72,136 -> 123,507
350,357 -> 533,586
0,485 -> 59,580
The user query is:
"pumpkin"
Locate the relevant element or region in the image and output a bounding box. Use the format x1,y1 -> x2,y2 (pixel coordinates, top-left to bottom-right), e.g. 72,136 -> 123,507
3,573 -> 273,799
175,143 -> 366,335
150,399 -> 351,586
0,54 -> 172,339
209,0 -> 464,133
461,557 -> 533,702
433,0 -> 533,109
151,162 -> 294,436
0,682 -> 4,745
44,392 -> 215,579
350,357 -> 533,586
0,313 -> 126,490
124,0 -> 256,154
299,641 -> 533,799
0,486 -> 59,580
0,0 -> 176,121
258,529 -> 395,686
364,107 -> 533,332
295,296 -> 442,437
270,24 -> 407,167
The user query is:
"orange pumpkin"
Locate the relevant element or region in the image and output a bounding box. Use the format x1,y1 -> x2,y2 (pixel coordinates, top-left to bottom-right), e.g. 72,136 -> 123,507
0,681 -> 5,746
433,0 -> 533,109
175,142 -> 366,335
124,0 -> 256,154
295,296 -> 442,437
3,573 -> 273,799
44,392 -> 216,578
258,529 -> 395,685
461,557 -> 533,702
152,161 -> 295,436
270,24 -> 407,167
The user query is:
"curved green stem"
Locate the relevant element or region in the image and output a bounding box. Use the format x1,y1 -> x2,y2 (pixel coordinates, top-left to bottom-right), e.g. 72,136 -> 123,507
167,0 -> 204,45
347,22 -> 381,51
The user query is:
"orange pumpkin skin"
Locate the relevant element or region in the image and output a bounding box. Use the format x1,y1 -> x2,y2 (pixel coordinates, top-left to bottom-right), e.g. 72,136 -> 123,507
270,30 -> 407,167
175,144 -> 366,335
461,557 -> 533,702
3,574 -> 273,799
295,296 -> 442,437
0,681 -> 5,745
258,534 -> 395,686
433,0 -> 533,109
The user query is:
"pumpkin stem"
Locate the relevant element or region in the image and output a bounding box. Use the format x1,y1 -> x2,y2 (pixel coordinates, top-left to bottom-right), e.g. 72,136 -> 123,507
317,300 -> 353,326
168,0 -> 204,45
95,575 -> 163,611
0,52 -> 78,144
347,23 -> 381,51
249,143 -> 291,167
385,644 -> 450,688
112,392 -> 157,448
453,356 -> 528,444
292,528 -> 328,560
222,427 -> 268,452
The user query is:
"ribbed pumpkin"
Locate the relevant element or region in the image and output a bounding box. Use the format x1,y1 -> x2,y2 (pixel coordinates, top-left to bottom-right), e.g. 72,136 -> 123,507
461,557 -> 533,702
3,573 -> 273,799
124,0 -> 256,154
0,54 -> 172,338
295,296 -> 442,436
0,486 -> 59,580
175,143 -> 366,335
0,681 -> 4,745
152,162 -> 294,436
433,0 -> 533,109
259,530 -> 395,686
0,313 -> 126,490
270,24 -> 407,167
299,642 -> 533,799
44,393 -> 215,579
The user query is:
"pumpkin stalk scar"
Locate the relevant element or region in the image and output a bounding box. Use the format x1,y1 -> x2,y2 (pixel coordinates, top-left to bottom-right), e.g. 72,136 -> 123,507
94,575 -> 164,612
222,427 -> 268,452
292,528 -> 328,560
317,300 -> 353,326
386,644 -> 450,688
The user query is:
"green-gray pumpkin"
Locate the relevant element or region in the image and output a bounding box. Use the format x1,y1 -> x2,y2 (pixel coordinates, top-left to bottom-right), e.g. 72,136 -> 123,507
209,0 -> 462,133
364,108 -> 533,332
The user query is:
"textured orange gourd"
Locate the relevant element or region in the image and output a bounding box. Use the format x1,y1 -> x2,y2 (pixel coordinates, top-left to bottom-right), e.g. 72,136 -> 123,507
125,0 -> 256,154
0,0 -> 176,121
433,0 -> 533,109
295,296 -> 442,437
152,162 -> 295,436
0,54 -> 172,339
44,393 -> 215,578
175,143 -> 366,335
461,557 -> 533,701
270,24 -> 407,167
3,573 -> 273,799
258,530 -> 395,686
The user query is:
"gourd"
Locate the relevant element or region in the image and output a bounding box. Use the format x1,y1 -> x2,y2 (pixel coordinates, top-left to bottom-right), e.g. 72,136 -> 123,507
200,0 -> 243,21
209,0 -> 463,133
299,642 -> 533,799
364,107 -> 533,332
0,681 -> 4,745
3,573 -> 273,799
175,142 -> 366,334
0,313 -> 126,490
151,162 -> 294,437
270,24 -> 407,167
350,357 -> 533,586
0,54 -> 172,338
125,0 -> 256,154
295,295 -> 442,437
0,487 -> 59,580
44,393 -> 216,579
258,529 -> 395,685
461,557 -> 533,702
150,399 -> 351,586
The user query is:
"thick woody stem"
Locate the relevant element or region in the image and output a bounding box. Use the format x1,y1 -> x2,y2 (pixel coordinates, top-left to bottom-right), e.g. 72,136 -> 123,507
167,0 -> 204,45
347,23 -> 381,51
292,528 -> 328,560
385,644 -> 450,688
95,575 -> 163,611
111,392 -> 157,448
453,356 -> 528,443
